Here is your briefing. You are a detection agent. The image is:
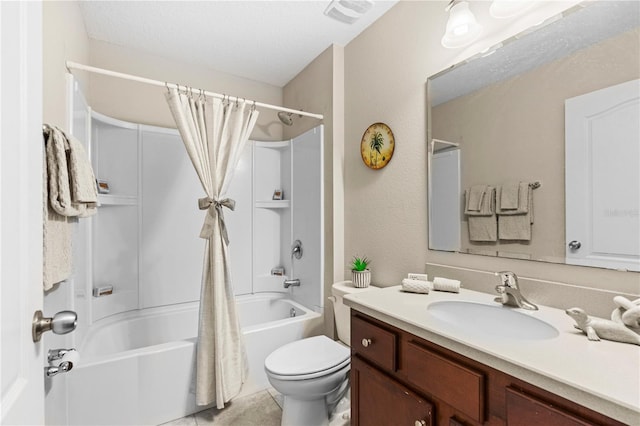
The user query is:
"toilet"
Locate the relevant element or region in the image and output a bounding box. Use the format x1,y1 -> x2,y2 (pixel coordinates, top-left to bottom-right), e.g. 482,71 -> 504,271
264,281 -> 378,426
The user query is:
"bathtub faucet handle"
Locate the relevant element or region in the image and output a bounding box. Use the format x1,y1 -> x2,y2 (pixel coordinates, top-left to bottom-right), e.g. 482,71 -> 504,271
283,278 -> 301,289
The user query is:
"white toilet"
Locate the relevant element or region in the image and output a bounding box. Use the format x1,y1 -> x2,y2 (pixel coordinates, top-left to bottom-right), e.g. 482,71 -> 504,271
264,281 -> 378,426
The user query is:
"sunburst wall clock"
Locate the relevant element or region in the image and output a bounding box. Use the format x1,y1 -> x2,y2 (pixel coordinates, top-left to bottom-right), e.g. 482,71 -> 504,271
360,122 -> 395,169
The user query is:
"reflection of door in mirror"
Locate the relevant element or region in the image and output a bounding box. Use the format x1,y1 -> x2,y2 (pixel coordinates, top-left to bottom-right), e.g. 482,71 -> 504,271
429,146 -> 460,252
565,79 -> 640,272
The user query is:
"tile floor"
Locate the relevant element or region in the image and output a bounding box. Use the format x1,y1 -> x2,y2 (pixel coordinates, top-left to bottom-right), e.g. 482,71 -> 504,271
160,389 -> 283,426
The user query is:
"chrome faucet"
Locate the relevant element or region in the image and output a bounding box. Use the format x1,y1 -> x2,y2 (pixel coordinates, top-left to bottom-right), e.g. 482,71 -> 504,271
283,278 -> 300,289
494,271 -> 538,310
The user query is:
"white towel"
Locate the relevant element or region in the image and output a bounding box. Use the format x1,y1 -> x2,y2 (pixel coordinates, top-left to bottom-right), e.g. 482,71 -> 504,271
466,186 -> 497,242
46,126 -> 97,218
433,277 -> 461,293
500,181 -> 520,210
42,139 -> 72,290
465,185 -> 486,213
497,183 -> 534,241
401,279 -> 431,294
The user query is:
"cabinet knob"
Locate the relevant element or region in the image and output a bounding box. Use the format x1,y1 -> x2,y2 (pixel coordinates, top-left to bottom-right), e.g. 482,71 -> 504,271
361,338 -> 372,347
568,240 -> 582,250
415,420 -> 427,426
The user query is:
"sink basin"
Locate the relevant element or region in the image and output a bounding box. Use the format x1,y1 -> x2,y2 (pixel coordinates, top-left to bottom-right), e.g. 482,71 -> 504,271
427,301 -> 559,340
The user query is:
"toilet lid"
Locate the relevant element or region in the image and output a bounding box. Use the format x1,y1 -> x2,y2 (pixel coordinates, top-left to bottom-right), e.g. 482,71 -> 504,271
265,335 -> 350,377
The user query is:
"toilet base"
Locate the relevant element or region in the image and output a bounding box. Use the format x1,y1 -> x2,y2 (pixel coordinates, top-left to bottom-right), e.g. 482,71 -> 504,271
281,395 -> 329,426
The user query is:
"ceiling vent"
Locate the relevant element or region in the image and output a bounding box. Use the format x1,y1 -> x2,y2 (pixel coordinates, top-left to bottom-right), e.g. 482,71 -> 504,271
324,0 -> 374,24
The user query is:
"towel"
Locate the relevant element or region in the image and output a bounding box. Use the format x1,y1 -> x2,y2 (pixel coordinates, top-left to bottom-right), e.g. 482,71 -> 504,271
46,126 -> 97,218
466,186 -> 497,241
500,181 -> 520,210
401,278 -> 431,294
497,183 -> 533,240
42,140 -> 72,290
465,185 -> 486,213
433,277 -> 461,293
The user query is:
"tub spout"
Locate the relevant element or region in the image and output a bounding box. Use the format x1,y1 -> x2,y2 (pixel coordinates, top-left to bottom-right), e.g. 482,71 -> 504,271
284,278 -> 300,289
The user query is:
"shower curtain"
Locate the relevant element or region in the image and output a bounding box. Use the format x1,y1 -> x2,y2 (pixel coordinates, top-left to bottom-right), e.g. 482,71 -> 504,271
165,88 -> 259,408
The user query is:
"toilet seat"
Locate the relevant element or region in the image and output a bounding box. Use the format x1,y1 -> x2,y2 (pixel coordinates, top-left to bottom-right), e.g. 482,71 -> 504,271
265,335 -> 350,380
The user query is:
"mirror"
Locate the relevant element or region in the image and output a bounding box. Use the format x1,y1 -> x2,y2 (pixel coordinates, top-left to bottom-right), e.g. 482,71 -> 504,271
427,1 -> 640,271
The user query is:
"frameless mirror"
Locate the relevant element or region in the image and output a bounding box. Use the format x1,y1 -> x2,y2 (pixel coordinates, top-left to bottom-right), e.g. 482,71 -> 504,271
427,1 -> 640,271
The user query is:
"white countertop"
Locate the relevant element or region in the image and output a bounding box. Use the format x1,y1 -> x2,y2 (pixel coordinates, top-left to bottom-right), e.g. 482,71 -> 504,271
344,286 -> 640,425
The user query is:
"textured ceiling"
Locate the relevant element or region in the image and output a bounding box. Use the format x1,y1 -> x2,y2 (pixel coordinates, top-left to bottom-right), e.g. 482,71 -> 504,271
79,0 -> 398,87
430,1 -> 640,106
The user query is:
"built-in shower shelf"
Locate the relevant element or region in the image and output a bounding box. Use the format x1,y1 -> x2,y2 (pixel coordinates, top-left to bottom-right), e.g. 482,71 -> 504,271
255,200 -> 290,209
254,141 -> 290,150
98,194 -> 138,206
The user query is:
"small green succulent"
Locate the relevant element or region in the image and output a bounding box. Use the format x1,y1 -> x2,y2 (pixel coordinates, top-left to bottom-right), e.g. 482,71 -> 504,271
350,256 -> 371,272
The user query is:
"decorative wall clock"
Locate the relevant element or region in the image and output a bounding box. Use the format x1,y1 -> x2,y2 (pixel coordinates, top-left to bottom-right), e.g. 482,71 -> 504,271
360,122 -> 395,169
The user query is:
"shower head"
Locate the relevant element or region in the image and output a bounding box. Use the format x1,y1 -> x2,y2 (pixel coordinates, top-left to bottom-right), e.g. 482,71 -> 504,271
277,111 -> 303,126
278,111 -> 294,126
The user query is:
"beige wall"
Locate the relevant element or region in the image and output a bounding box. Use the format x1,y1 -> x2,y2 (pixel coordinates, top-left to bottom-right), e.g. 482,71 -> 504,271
344,1 -> 639,302
433,29 -> 640,262
87,40 -> 283,140
283,44 -> 345,336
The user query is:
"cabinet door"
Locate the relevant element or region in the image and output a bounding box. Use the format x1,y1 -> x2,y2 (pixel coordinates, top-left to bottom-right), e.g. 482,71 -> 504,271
506,387 -> 598,426
352,356 -> 433,426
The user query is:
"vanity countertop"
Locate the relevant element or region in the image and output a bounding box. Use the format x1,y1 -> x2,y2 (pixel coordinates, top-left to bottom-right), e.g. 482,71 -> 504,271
344,286 -> 640,425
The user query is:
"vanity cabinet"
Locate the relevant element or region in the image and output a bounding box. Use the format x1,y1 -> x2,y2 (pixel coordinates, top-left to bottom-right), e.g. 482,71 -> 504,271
350,311 -> 624,426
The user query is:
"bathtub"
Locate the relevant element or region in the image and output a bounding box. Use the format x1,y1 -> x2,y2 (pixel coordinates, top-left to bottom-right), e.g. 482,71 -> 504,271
67,293 -> 322,425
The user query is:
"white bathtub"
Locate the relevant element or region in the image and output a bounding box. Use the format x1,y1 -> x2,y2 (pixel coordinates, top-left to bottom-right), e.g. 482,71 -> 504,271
67,293 -> 322,425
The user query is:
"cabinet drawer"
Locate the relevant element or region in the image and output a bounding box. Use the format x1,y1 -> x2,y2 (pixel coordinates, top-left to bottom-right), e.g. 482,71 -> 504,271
351,314 -> 397,372
405,341 -> 485,423
506,387 -> 598,426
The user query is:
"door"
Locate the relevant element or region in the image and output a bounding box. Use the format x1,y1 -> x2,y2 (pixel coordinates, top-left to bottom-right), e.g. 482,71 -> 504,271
565,79 -> 640,271
1,1 -> 45,424
429,148 -> 461,252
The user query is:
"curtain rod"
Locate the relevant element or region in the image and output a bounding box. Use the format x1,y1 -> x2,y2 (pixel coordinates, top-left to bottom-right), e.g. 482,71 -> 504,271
65,61 -> 324,120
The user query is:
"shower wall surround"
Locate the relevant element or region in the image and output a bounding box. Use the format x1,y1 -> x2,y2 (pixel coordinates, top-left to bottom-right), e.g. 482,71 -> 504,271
72,80 -> 325,336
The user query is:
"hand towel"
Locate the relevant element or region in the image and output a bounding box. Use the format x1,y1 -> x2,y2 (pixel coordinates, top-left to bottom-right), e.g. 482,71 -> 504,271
500,181 -> 520,210
66,131 -> 98,217
42,140 -> 72,290
496,182 -> 530,215
498,183 -> 534,241
464,185 -> 486,213
401,278 -> 431,294
466,186 -> 497,241
46,126 -> 97,218
433,277 -> 461,293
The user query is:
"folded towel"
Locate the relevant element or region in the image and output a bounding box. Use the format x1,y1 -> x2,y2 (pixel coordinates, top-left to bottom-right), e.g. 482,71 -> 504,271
401,278 -> 431,294
496,182 -> 530,215
498,184 -> 534,241
466,186 -> 497,241
465,185 -> 486,213
45,126 -> 97,218
465,186 -> 495,216
500,181 -> 520,210
433,277 -> 461,293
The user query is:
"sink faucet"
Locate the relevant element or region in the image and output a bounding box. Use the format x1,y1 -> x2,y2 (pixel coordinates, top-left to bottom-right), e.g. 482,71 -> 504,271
284,278 -> 300,289
494,271 -> 538,310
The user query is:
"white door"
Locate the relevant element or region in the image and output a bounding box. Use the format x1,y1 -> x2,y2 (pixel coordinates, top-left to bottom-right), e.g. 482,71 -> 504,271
0,2 -> 45,424
565,79 -> 640,271
429,148 -> 461,252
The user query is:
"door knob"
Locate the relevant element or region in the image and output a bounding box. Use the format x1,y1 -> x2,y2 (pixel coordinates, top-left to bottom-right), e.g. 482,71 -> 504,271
32,310 -> 77,342
568,240 -> 582,250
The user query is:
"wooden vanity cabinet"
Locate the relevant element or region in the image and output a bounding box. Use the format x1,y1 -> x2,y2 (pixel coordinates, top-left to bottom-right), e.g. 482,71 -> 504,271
350,311 -> 625,426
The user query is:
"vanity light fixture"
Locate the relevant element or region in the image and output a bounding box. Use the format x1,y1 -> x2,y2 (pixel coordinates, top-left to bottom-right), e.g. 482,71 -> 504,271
441,0 -> 483,49
489,0 -> 535,19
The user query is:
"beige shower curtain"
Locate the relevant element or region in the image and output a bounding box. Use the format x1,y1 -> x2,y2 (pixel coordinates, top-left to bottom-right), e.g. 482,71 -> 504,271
165,88 -> 259,408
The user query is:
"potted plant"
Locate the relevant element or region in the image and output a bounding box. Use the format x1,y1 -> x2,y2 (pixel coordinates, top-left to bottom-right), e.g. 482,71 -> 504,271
350,256 -> 371,288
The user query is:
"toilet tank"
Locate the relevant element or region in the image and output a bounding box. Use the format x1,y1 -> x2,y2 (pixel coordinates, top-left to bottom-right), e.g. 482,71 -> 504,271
331,281 -> 378,346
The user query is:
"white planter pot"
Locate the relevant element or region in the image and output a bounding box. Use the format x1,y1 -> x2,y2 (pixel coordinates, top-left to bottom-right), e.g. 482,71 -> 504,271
351,269 -> 371,288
